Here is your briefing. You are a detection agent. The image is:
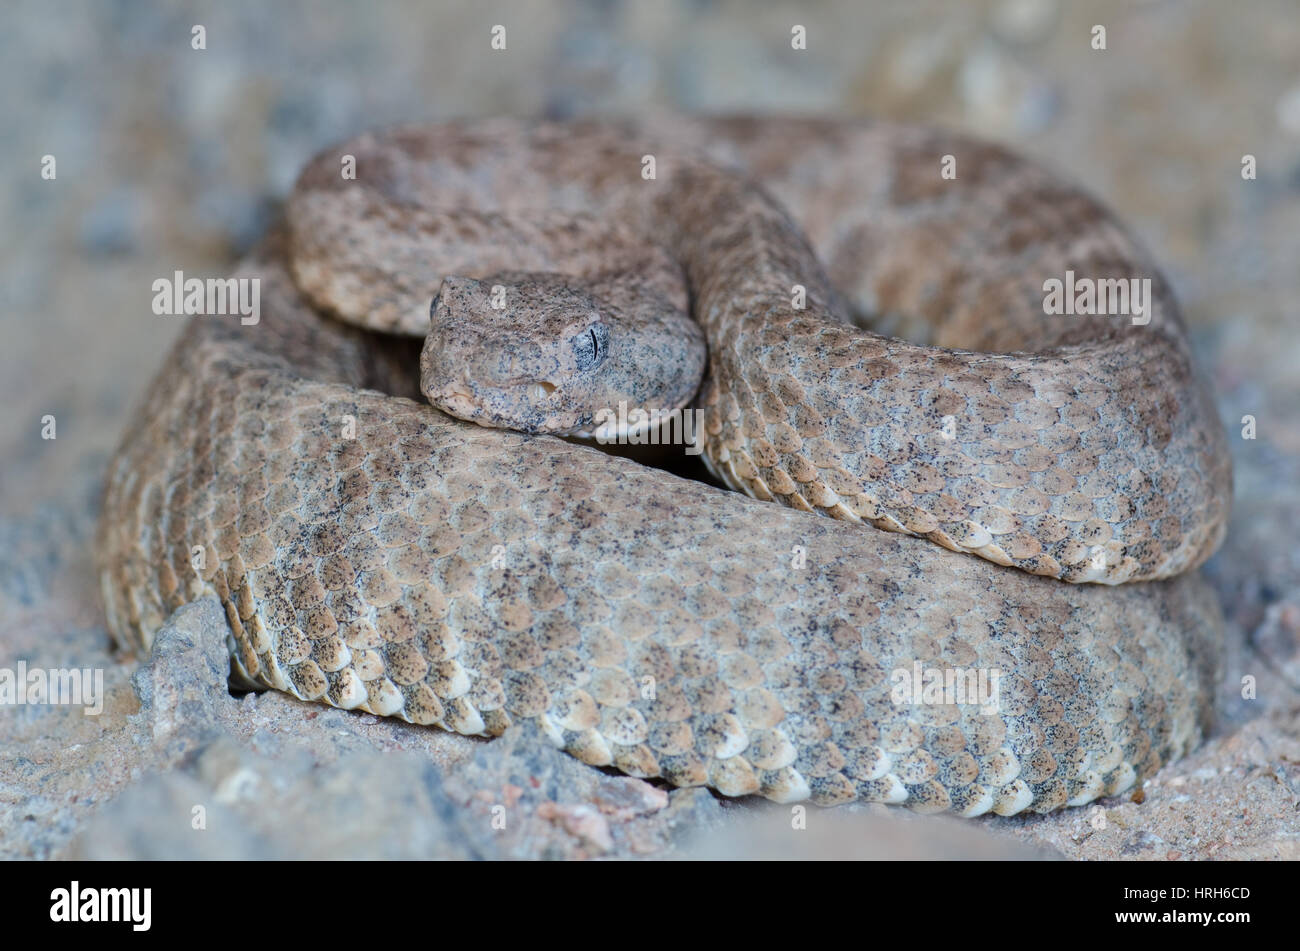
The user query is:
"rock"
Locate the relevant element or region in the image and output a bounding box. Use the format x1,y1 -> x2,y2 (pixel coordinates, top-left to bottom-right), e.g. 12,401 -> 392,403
678,803 -> 1064,860
1251,600 -> 1300,688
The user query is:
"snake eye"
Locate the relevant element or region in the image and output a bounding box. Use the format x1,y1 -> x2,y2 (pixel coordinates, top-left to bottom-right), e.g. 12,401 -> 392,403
572,323 -> 609,371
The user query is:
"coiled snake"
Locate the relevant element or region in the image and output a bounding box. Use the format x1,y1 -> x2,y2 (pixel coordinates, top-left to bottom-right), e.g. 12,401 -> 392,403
98,118 -> 1231,815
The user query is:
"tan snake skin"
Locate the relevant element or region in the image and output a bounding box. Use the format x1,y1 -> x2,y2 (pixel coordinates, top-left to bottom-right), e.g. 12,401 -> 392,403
98,119 -> 1231,815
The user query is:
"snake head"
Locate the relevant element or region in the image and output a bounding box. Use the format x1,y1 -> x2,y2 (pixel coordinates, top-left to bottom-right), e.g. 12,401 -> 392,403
420,273 -> 704,437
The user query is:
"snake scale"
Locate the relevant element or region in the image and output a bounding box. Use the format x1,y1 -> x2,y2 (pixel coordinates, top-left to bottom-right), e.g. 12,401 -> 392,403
98,118 -> 1231,815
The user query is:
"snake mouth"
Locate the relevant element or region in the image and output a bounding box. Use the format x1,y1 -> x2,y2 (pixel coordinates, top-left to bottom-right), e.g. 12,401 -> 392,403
426,377 -> 587,435
435,378 -> 557,401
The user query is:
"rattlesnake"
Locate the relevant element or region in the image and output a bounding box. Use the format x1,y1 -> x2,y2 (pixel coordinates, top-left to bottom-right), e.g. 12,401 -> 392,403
98,118 -> 1231,815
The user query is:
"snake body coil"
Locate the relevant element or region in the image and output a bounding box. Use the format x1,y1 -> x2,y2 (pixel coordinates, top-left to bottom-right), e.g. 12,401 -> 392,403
98,119 -> 1230,815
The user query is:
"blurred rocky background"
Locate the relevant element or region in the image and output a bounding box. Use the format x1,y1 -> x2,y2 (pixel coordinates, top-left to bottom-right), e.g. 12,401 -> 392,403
2,0 -> 1297,859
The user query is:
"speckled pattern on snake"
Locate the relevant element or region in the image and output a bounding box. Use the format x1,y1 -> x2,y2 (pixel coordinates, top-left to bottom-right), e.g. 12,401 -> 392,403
98,118 -> 1232,816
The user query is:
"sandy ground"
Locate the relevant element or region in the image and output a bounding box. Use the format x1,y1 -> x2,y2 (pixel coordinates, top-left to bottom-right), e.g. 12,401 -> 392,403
1,0 -> 1297,859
